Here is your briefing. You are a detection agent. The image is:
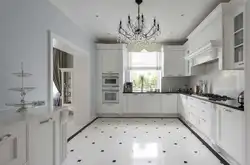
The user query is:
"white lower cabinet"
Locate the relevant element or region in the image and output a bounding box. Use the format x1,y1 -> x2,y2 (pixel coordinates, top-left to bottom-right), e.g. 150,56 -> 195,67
126,94 -> 144,113
143,95 -> 161,114
124,94 -> 179,115
161,94 -> 177,114
126,94 -> 161,114
29,118 -> 54,165
216,105 -> 244,165
0,122 -> 27,165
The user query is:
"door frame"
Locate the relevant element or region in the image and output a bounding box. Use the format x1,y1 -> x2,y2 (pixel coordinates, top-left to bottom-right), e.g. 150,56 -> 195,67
47,31 -> 89,112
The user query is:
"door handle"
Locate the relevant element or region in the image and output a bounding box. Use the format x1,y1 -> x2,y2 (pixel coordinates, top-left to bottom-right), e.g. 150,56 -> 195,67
40,118 -> 52,124
0,134 -> 12,143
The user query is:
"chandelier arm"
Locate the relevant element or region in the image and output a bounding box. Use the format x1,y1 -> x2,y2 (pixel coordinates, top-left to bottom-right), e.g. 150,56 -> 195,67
144,25 -> 156,36
145,30 -> 159,40
120,31 -> 133,40
128,22 -> 136,34
120,28 -> 134,38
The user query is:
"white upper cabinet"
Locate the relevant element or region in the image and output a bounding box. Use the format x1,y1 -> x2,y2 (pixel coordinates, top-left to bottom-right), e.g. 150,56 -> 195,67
185,2 -> 246,70
233,6 -> 245,69
163,46 -> 186,76
98,49 -> 123,73
96,44 -> 125,73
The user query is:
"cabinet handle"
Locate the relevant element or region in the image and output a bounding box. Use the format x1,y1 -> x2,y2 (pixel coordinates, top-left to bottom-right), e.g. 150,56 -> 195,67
0,134 -> 12,143
239,62 -> 244,66
40,118 -> 52,124
201,101 -> 207,104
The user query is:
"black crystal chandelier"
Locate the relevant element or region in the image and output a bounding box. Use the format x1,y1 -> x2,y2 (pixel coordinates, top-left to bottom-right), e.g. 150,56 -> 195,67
118,0 -> 161,45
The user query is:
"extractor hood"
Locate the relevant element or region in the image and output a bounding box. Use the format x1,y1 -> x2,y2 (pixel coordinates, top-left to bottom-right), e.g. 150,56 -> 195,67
185,40 -> 221,66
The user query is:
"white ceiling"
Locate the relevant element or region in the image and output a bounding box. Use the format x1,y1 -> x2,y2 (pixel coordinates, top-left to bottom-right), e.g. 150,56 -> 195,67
49,0 -> 229,43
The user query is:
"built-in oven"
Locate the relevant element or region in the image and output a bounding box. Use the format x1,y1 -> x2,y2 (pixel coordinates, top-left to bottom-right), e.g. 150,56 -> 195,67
102,88 -> 119,104
102,73 -> 119,87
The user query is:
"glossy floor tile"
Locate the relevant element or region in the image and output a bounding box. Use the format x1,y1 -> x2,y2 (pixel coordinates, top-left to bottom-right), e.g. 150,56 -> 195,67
64,118 -> 223,165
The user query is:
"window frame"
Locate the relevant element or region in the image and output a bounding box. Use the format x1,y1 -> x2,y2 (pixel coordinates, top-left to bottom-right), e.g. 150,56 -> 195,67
126,51 -> 163,91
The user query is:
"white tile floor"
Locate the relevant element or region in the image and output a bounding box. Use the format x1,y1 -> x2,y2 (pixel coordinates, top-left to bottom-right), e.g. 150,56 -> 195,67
64,118 -> 224,165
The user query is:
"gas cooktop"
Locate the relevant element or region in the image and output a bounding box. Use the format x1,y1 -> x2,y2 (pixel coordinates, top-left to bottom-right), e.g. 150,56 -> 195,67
194,93 -> 234,101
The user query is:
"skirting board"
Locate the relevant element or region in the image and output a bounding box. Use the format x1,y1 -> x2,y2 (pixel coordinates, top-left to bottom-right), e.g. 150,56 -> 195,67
97,113 -> 179,118
179,118 -> 230,165
67,117 -> 99,142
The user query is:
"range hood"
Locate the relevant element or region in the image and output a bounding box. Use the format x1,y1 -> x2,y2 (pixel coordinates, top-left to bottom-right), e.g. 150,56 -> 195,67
185,40 -> 221,66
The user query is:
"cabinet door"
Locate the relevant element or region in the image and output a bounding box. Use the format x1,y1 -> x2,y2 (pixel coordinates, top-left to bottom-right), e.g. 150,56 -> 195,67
161,94 -> 177,114
143,95 -> 161,114
217,107 -> 244,164
0,122 -> 26,165
101,104 -> 122,114
164,46 -> 185,76
100,50 -> 122,73
127,95 -> 142,113
29,118 -> 54,165
177,95 -> 184,117
54,111 -> 68,165
233,6 -> 245,69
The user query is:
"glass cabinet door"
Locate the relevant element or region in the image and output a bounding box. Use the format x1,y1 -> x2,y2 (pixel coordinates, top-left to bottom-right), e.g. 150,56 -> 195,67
234,12 -> 244,66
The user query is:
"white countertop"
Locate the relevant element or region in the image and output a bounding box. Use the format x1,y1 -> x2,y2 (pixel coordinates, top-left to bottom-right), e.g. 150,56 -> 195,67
0,106 -> 71,127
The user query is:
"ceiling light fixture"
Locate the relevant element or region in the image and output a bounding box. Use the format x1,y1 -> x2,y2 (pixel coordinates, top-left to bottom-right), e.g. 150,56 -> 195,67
117,0 -> 160,45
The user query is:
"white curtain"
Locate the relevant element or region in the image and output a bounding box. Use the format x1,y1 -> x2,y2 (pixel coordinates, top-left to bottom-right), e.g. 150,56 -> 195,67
127,43 -> 162,52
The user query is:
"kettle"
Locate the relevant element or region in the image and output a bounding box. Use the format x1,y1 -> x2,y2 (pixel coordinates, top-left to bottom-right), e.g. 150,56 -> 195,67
238,91 -> 244,108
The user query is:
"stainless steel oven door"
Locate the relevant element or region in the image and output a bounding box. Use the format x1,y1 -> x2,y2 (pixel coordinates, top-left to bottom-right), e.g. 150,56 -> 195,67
102,73 -> 119,87
102,89 -> 119,104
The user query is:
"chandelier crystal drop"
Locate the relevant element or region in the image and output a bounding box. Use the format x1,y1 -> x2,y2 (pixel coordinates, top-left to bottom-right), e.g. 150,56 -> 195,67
117,0 -> 161,45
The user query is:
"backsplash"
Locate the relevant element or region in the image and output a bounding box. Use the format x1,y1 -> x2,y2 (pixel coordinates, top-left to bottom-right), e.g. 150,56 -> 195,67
189,61 -> 244,98
161,76 -> 190,92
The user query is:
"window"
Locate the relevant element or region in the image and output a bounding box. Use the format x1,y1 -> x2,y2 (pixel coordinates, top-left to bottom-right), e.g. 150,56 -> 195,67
127,50 -> 163,92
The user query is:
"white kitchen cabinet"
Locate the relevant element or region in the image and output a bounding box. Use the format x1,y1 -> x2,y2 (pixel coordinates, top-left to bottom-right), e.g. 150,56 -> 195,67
163,46 -> 185,76
161,94 -> 177,114
216,105 -> 244,165
126,94 -> 143,113
96,44 -> 124,74
99,103 -> 122,114
186,2 -> 246,70
184,96 -> 214,140
126,94 -> 161,114
233,5 -> 245,69
29,117 -> 54,165
54,111 -> 68,165
0,122 -> 27,165
143,94 -> 161,114
178,95 -> 189,119
100,49 -> 123,73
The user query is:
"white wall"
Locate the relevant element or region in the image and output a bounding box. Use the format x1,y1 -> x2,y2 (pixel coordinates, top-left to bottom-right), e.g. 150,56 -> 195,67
245,0 -> 250,164
0,0 -> 97,132
190,61 -> 244,98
